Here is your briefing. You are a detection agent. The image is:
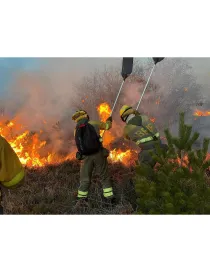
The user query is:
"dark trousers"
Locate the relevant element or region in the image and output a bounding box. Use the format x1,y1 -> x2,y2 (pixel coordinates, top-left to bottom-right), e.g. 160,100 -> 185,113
78,149 -> 113,199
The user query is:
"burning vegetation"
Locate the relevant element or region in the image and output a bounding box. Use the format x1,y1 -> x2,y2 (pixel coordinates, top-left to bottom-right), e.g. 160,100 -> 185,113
1,101 -> 210,169
194,110 -> 210,116
0,102 -> 139,168
97,102 -> 137,165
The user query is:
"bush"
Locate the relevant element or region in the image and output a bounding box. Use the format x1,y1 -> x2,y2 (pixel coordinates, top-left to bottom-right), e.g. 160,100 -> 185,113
134,112 -> 210,214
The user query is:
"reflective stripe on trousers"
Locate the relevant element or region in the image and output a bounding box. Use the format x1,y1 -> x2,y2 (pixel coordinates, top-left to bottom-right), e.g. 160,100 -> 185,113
77,190 -> 88,198
136,132 -> 160,145
103,187 -> 113,198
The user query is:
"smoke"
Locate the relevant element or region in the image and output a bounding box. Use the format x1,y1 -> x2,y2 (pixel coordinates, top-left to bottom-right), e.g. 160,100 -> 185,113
0,62 -> 86,155
0,57 -> 210,155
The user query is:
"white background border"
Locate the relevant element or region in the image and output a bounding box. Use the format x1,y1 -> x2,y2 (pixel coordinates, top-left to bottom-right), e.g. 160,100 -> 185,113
0,0 -> 210,272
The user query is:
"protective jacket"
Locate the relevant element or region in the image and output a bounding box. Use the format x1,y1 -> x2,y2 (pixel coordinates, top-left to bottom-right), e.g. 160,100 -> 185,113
0,135 -> 25,188
123,113 -> 159,147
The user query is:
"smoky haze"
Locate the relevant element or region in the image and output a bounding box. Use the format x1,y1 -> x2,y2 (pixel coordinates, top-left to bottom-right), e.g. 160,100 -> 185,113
0,57 -> 210,154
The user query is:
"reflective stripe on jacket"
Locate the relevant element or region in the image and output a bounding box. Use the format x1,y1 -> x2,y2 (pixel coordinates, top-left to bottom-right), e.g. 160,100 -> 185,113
123,114 -> 159,144
136,132 -> 160,145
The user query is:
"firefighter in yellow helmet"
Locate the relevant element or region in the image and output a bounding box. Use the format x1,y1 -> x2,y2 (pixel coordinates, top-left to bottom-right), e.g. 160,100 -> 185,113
72,110 -> 115,206
120,105 -> 168,170
0,135 -> 25,214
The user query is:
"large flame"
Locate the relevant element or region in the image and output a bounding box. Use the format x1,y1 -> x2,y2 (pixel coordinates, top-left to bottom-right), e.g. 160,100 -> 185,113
97,102 -> 115,146
0,119 -> 75,167
2,101 -> 210,170
0,102 -> 137,168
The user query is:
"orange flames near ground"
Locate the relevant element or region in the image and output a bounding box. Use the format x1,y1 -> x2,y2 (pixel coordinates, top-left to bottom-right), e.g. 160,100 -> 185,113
3,103 -> 210,170
0,102 -> 137,168
0,119 -> 75,167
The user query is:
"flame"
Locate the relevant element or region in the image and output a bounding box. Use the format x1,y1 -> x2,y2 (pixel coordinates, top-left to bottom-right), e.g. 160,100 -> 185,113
97,102 -> 136,166
194,110 -> 210,116
97,102 -> 114,147
0,102 -> 136,168
7,121 -> 14,127
2,100 -> 210,170
109,149 -> 132,164
97,102 -> 111,122
0,119 -> 75,167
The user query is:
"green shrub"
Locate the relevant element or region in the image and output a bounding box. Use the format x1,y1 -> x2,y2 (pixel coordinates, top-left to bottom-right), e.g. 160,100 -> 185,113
134,112 -> 210,214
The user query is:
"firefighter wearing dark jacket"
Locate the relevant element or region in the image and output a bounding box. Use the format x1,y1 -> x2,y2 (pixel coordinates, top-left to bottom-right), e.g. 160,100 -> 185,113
120,105 -> 168,169
72,110 -> 114,203
0,135 -> 25,214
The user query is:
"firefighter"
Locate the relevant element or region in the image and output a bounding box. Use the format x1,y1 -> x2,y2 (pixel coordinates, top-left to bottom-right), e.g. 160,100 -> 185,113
72,110 -> 114,206
0,135 -> 25,214
120,105 -> 168,170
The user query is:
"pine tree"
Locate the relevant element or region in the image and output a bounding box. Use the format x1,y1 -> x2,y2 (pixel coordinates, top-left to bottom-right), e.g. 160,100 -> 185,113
134,112 -> 210,214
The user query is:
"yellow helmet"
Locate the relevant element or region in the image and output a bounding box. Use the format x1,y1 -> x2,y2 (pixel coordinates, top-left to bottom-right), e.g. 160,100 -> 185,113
119,105 -> 133,121
72,110 -> 88,122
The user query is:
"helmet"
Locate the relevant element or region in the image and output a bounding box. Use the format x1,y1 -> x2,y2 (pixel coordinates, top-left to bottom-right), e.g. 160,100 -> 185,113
119,105 -> 133,122
72,110 -> 89,122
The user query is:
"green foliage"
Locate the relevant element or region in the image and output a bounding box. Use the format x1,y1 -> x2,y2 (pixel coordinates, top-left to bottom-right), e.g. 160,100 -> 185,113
134,112 -> 210,214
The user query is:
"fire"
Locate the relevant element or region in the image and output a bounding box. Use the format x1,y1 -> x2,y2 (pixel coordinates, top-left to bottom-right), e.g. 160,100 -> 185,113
4,100 -> 210,170
97,102 -> 136,166
97,102 -> 111,121
194,110 -> 210,116
109,149 -> 132,164
0,119 -> 75,167
0,101 -> 136,168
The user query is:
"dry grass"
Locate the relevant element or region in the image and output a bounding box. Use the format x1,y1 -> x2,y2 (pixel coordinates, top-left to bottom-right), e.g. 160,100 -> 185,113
2,160 -> 137,215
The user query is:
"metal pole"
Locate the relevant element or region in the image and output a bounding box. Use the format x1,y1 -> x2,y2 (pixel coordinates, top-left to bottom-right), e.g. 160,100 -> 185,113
110,80 -> 125,116
136,64 -> 156,111
101,80 -> 125,138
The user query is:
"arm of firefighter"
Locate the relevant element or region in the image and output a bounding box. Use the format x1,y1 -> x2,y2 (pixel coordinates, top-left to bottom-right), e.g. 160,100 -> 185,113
123,126 -> 130,141
0,136 -> 25,189
99,120 -> 112,130
88,120 -> 112,132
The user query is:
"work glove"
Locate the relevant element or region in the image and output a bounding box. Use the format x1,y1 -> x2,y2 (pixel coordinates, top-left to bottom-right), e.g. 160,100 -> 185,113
106,116 -> 112,122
